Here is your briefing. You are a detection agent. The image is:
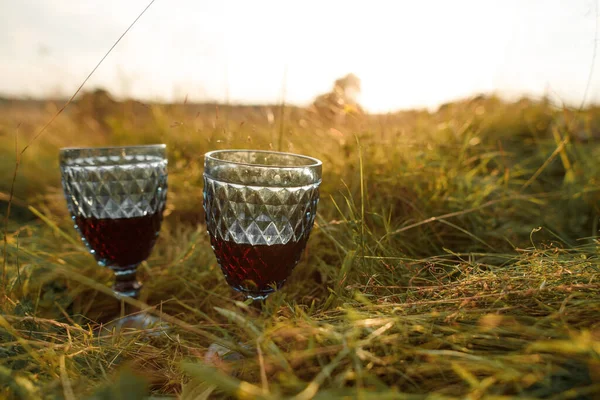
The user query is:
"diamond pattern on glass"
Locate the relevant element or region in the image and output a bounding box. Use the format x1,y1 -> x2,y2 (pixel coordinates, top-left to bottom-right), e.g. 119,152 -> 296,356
203,150 -> 322,300
203,176 -> 319,246
61,159 -> 167,219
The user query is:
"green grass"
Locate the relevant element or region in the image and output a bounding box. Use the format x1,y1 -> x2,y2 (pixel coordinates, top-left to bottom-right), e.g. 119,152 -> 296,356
1,94 -> 599,399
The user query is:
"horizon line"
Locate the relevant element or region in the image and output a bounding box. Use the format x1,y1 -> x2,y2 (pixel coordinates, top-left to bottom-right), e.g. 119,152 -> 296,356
0,90 -> 590,114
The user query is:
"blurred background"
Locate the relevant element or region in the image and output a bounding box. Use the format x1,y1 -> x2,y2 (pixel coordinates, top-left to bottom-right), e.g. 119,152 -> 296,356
1,0 -> 600,112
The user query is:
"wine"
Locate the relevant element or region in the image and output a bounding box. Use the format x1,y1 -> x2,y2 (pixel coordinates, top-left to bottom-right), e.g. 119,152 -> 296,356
209,234 -> 309,297
75,212 -> 163,267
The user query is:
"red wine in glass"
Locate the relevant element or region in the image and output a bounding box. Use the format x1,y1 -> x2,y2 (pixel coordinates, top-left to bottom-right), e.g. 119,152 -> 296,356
209,233 -> 309,298
75,211 -> 163,268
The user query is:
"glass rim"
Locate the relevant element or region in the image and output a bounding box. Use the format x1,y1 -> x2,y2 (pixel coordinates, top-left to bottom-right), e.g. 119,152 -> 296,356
59,144 -> 166,154
204,149 -> 322,169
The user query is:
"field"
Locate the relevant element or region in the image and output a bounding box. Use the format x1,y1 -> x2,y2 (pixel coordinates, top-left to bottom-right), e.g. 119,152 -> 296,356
1,92 -> 599,399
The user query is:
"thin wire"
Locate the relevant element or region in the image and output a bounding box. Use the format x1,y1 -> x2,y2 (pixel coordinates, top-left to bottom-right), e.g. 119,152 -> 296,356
22,0 -> 157,154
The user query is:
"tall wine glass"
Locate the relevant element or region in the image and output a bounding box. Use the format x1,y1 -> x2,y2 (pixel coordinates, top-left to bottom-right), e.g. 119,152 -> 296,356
203,150 -> 322,301
60,144 -> 168,330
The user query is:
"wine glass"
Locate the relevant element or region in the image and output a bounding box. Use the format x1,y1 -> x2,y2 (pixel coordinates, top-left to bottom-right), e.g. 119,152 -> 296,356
59,144 -> 168,331
203,150 -> 322,301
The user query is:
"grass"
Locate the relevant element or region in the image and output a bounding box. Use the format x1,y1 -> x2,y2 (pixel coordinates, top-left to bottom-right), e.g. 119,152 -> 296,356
0,93 -> 599,399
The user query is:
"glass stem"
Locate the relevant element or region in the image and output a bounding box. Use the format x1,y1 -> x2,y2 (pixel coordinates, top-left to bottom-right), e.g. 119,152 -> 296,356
250,298 -> 266,312
111,265 -> 142,314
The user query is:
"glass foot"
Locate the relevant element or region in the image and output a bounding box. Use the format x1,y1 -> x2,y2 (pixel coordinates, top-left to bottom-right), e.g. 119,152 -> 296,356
96,312 -> 168,337
205,343 -> 246,364
205,343 -> 253,375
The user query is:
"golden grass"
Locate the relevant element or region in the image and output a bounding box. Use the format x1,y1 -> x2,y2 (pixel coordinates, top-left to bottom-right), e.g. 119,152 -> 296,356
1,94 -> 599,399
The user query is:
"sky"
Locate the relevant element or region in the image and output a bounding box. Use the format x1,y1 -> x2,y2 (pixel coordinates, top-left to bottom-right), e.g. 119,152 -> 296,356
1,0 -> 599,113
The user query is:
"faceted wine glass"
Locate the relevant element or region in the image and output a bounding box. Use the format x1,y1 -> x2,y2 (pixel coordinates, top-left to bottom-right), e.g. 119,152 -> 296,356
203,150 -> 322,300
60,144 -> 168,329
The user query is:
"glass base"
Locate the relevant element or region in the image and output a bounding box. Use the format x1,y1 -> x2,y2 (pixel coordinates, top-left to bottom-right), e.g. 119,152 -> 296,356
96,312 -> 168,337
244,292 -> 270,301
204,343 -> 254,375
205,343 -> 246,364
231,280 -> 287,301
